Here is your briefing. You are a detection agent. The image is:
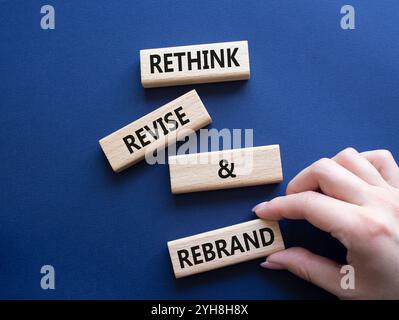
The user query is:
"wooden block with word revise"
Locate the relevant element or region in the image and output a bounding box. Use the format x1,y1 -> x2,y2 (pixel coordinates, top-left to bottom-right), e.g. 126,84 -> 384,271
99,90 -> 212,172
168,145 -> 282,193
168,219 -> 285,278
140,41 -> 250,88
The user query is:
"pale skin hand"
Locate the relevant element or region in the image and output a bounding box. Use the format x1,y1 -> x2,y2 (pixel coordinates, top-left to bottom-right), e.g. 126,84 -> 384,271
253,148 -> 399,299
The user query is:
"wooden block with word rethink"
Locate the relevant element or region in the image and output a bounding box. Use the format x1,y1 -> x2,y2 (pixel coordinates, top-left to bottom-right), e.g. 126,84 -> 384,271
168,145 -> 282,194
140,41 -> 250,88
99,90 -> 212,172
168,219 -> 285,278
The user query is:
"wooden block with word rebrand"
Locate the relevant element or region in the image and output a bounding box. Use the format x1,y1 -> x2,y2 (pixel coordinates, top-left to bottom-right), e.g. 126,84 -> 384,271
140,41 -> 250,88
99,90 -> 212,172
168,145 -> 282,194
168,219 -> 285,278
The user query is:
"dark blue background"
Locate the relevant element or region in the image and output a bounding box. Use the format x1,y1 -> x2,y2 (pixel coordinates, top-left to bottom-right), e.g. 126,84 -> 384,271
1,0 -> 398,299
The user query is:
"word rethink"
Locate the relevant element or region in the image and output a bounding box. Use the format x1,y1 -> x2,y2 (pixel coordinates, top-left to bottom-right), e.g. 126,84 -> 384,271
140,41 -> 250,88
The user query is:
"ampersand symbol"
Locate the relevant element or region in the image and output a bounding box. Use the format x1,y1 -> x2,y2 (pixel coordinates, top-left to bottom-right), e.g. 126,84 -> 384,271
218,159 -> 237,179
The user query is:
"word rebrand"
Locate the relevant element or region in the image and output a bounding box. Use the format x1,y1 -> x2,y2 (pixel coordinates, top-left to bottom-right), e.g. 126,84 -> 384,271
168,219 -> 285,278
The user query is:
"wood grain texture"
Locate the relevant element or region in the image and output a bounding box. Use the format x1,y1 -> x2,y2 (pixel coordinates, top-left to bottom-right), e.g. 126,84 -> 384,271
140,41 -> 250,88
168,145 -> 283,193
168,219 -> 285,278
99,90 -> 212,172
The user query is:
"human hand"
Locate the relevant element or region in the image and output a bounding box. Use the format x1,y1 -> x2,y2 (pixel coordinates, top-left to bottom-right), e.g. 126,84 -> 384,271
253,148 -> 399,299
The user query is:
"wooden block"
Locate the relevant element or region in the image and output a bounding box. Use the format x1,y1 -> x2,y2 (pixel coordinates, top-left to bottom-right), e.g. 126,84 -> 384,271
168,145 -> 283,193
140,41 -> 250,88
99,90 -> 212,172
168,219 -> 285,278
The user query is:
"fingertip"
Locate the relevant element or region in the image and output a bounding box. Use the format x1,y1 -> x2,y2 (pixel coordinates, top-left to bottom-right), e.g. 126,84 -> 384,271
251,201 -> 268,213
260,260 -> 285,270
253,202 -> 274,220
254,211 -> 267,220
254,197 -> 288,221
265,247 -> 311,269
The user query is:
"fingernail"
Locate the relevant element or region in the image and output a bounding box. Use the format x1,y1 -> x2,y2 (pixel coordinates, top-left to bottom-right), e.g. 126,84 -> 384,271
260,260 -> 285,270
252,201 -> 268,213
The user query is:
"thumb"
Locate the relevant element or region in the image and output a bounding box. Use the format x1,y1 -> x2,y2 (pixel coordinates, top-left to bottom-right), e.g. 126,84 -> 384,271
261,247 -> 346,298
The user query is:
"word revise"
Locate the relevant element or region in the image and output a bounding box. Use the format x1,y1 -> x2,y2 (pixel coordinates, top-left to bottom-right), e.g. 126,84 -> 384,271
123,106 -> 189,154
168,219 -> 285,278
99,90 -> 211,172
140,41 -> 250,88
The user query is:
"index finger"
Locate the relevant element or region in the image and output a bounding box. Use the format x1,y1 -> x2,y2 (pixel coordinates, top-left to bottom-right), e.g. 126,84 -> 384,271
286,158 -> 372,206
253,191 -> 360,244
